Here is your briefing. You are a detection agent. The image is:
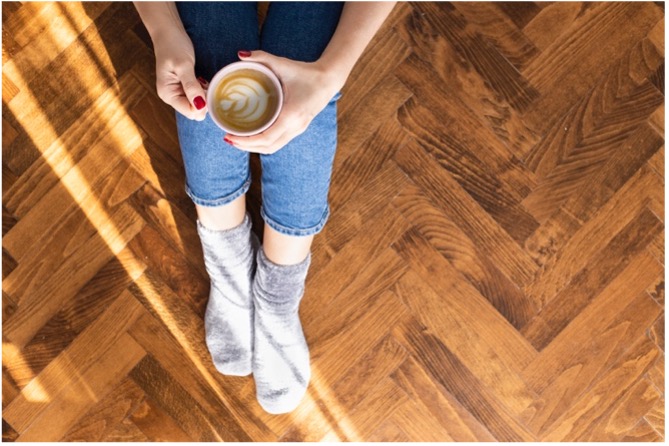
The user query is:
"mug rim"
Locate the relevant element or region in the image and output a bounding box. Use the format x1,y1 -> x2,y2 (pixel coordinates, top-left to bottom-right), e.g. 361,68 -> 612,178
206,61 -> 284,136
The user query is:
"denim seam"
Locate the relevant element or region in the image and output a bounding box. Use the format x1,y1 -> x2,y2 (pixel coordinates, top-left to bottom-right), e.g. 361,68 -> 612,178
260,204 -> 330,237
185,174 -> 252,207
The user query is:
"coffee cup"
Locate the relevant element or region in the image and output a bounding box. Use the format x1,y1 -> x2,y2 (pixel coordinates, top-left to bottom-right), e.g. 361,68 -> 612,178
206,61 -> 283,136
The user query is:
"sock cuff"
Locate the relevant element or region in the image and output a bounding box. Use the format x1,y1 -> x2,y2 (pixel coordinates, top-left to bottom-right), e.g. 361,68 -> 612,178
196,211 -> 251,237
257,245 -> 311,277
254,246 -> 311,302
197,211 -> 255,260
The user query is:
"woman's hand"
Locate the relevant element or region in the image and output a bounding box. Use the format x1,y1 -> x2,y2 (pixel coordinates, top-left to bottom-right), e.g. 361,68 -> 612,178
224,50 -> 342,154
153,28 -> 208,121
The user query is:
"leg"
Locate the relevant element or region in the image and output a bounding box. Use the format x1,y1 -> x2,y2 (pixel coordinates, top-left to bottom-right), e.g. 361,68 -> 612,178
259,1 -> 345,265
251,1 -> 344,414
174,2 -> 260,375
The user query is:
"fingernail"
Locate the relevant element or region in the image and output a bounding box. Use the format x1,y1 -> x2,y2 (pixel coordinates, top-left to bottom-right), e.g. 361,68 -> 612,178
224,136 -> 234,145
193,96 -> 206,110
238,50 -> 252,58
197,76 -> 208,86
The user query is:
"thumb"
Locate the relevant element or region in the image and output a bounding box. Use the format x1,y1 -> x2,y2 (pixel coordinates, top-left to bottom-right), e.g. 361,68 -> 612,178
179,67 -> 208,120
237,49 -> 285,72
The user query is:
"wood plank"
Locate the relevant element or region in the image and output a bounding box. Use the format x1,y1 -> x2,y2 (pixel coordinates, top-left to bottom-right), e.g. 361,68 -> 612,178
337,73 -> 411,156
330,117 -> 410,210
128,183 -> 205,277
337,27 -> 411,119
3,203 -> 145,348
3,72 -> 147,218
644,395 -> 665,438
393,226 -> 538,369
521,288 -> 662,433
129,355 -> 221,442
581,378 -> 661,441
647,144 -> 664,183
60,376 -> 150,442
392,316 -> 537,441
396,96 -> 539,244
128,223 -> 209,316
3,289 -> 145,432
16,332 -> 145,441
303,203 -> 409,320
525,164 -> 663,303
392,181 -> 539,329
396,8 -> 541,162
394,140 -> 540,287
522,250 -> 663,394
126,273 -> 270,441
319,378 -> 408,442
411,2 -> 539,112
394,53 -> 539,200
2,2 -> 110,96
365,416 -> 411,442
270,285 -> 409,440
127,392 -> 191,442
3,158 -> 146,301
279,328 -> 408,441
7,248 -> 145,386
2,116 -> 145,261
391,354 -> 496,441
522,3 -> 662,133
646,352 -> 664,396
521,50 -> 663,223
648,313 -> 664,352
4,2 -> 143,174
541,336 -> 660,440
385,397 -> 454,441
521,207 -> 664,350
127,91 -> 182,165
451,1 -> 539,72
318,158 -> 411,255
620,417 -> 663,442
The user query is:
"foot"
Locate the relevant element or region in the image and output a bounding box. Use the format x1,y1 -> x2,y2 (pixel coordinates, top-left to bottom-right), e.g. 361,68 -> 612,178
198,212 -> 259,376
252,246 -> 312,414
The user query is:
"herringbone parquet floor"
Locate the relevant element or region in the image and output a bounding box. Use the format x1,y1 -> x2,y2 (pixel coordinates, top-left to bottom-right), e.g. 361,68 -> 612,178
2,1 -> 665,441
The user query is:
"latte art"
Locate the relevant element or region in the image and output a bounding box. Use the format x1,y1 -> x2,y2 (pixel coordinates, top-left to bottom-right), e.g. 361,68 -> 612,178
219,78 -> 269,123
213,69 -> 279,133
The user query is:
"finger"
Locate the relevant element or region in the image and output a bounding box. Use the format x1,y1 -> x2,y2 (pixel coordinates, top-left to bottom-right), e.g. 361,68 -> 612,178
237,49 -> 285,73
197,76 -> 209,90
232,128 -> 291,154
225,114 -> 289,148
158,80 -> 204,121
178,67 -> 208,119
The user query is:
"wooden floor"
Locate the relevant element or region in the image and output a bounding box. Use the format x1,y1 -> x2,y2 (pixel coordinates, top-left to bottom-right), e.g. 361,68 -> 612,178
2,1 -> 665,441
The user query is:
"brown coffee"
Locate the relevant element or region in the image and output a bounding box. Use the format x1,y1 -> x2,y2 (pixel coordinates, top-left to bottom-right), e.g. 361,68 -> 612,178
212,68 -> 279,133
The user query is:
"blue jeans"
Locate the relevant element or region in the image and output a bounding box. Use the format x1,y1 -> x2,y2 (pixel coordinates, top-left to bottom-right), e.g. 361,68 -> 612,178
175,2 -> 344,236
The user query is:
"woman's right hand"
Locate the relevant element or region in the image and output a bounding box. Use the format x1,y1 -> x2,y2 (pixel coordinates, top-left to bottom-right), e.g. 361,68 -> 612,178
153,28 -> 208,120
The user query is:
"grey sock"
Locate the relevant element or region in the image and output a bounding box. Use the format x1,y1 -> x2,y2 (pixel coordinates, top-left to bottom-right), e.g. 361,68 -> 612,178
197,211 -> 258,376
252,246 -> 312,414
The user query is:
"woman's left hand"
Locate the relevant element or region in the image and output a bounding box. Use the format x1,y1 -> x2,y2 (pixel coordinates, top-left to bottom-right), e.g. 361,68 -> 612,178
223,50 -> 342,154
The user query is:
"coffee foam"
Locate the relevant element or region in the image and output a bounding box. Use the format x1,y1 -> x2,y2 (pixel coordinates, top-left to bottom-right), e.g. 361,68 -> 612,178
213,69 -> 278,132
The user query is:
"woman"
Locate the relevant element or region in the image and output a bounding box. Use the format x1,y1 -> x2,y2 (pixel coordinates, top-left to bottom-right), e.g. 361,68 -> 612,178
134,1 -> 397,414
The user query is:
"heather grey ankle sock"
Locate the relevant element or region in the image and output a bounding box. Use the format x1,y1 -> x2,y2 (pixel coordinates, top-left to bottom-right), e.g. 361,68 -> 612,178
252,246 -> 312,414
197,211 -> 258,376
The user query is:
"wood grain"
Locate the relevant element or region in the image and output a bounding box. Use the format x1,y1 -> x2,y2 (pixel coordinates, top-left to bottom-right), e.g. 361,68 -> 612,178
2,1 -> 664,441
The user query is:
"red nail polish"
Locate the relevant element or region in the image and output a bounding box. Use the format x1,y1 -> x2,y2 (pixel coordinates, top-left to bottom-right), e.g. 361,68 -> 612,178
197,76 -> 208,86
193,96 -> 206,110
238,50 -> 252,58
224,136 -> 234,145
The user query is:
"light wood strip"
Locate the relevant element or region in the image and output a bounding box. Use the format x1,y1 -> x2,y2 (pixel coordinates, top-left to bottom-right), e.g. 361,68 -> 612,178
16,332 -> 145,441
3,289 -> 145,432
